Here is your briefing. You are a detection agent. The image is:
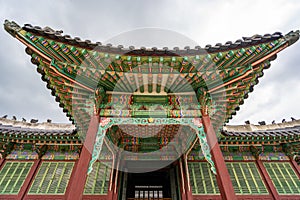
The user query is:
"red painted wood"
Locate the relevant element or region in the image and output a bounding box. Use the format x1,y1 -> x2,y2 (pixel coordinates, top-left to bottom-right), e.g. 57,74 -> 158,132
66,115 -> 100,200
290,159 -> 300,179
179,158 -> 187,200
82,194 -> 110,200
23,195 -> 65,200
0,195 -> 18,200
192,194 -> 273,200
18,159 -> 41,199
192,195 -> 221,200
112,169 -> 119,200
256,160 -> 280,200
192,195 -> 276,200
201,114 -> 237,200
64,159 -> 79,198
0,159 -> 4,168
183,157 -> 193,200
279,195 -> 300,200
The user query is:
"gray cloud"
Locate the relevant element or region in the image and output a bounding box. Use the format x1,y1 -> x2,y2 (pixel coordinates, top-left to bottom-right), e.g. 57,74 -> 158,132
0,0 -> 300,125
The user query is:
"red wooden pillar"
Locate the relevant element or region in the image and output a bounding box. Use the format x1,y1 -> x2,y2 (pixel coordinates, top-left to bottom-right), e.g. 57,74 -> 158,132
107,168 -> 115,199
66,115 -> 100,200
290,158 -> 300,178
183,156 -> 193,200
112,158 -> 121,200
0,158 -> 4,168
201,114 -> 237,200
179,158 -> 187,200
255,160 -> 280,199
107,156 -> 116,199
113,170 -> 119,200
19,159 -> 41,199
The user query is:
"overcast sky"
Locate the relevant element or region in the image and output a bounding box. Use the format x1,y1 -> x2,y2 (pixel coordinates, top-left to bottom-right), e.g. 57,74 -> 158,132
0,0 -> 299,125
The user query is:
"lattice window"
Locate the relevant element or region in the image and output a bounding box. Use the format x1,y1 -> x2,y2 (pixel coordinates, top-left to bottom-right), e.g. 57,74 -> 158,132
188,162 -> 219,194
84,162 -> 111,194
226,162 -> 268,194
0,161 -> 33,194
28,162 -> 74,194
264,162 -> 300,194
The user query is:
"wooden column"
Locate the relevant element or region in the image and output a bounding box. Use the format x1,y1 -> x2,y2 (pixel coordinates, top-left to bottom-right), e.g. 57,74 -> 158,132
66,115 -> 100,200
0,158 -> 4,168
112,157 -> 121,200
290,158 -> 300,178
255,160 -> 279,200
19,159 -> 41,199
183,156 -> 193,200
179,158 -> 187,200
107,168 -> 115,200
201,114 -> 236,200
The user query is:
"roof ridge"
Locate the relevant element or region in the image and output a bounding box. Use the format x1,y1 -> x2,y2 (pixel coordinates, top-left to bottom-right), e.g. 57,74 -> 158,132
0,117 -> 74,131
5,20 -> 299,56
223,119 -> 300,133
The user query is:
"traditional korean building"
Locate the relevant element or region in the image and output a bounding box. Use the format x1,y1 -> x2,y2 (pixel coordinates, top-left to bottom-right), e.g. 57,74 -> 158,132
0,20 -> 299,200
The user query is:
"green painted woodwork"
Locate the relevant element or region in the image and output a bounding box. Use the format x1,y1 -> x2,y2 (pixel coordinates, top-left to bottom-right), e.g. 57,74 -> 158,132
226,162 -> 268,194
28,162 -> 74,194
4,20 -> 295,132
133,95 -> 168,104
188,162 -> 269,195
84,162 -> 111,194
188,162 -> 220,194
264,162 -> 300,194
89,118 -> 215,175
0,161 -> 33,194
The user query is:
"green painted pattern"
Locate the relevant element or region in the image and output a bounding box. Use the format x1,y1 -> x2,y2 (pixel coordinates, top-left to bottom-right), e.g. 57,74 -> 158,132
0,161 -> 33,194
264,162 -> 300,194
188,162 -> 219,194
226,162 -> 268,194
89,118 -> 215,175
28,162 -> 74,194
84,162 -> 111,194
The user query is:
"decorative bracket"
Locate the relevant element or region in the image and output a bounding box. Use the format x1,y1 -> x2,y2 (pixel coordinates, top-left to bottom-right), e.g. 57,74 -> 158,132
87,117 -> 216,175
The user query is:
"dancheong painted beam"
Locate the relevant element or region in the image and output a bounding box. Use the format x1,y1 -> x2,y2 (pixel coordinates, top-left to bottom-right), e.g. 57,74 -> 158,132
3,20 -> 299,200
4,20 -> 299,133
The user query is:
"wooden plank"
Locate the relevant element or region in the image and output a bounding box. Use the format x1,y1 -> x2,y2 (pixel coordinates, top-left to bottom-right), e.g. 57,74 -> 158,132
201,114 -> 237,200
290,159 -> 300,179
66,115 -> 100,200
19,159 -> 41,199
255,160 -> 279,199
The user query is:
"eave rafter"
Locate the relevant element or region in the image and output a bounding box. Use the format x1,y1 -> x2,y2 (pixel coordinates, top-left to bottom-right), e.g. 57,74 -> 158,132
4,20 -> 299,131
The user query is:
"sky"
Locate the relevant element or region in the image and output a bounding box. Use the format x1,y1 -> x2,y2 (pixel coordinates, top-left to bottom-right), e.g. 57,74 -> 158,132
0,0 -> 299,125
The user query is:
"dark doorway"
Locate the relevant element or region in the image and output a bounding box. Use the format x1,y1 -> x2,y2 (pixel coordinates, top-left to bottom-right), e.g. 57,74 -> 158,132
126,170 -> 171,199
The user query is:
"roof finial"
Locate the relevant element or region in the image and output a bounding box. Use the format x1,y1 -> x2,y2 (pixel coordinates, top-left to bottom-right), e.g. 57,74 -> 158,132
30,119 -> 38,123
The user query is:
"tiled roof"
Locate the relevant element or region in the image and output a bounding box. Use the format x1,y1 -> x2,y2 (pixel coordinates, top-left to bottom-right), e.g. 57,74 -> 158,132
3,20 -> 300,133
0,118 -> 75,137
19,23 -> 300,55
222,119 -> 300,137
1,117 -> 300,139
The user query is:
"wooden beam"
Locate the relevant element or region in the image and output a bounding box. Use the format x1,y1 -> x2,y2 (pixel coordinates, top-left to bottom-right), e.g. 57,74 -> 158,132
19,159 -> 41,199
290,158 -> 300,179
255,160 -> 280,200
66,115 -> 99,200
183,156 -> 193,200
201,114 -> 237,200
179,158 -> 187,200
0,159 -> 4,168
